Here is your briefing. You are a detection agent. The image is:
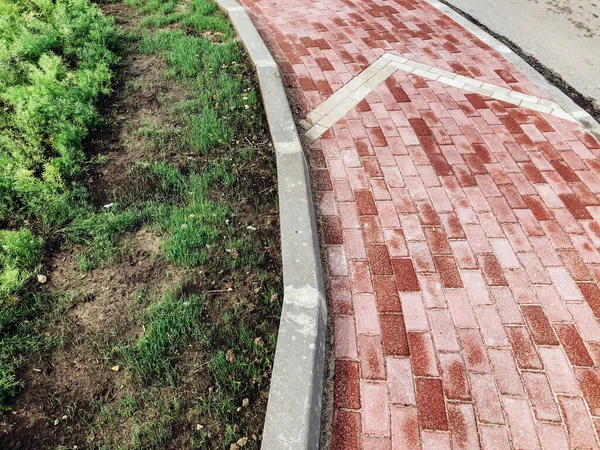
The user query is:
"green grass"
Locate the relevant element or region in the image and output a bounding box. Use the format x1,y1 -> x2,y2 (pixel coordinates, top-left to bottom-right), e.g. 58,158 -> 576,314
0,0 -> 118,233
0,0 -> 118,410
0,0 -> 281,446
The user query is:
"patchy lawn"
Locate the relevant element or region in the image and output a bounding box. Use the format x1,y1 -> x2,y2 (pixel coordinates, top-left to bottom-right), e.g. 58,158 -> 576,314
0,0 -> 281,448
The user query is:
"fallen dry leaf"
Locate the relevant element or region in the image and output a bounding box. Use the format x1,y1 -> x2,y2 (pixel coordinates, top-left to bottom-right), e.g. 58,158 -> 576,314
226,349 -> 235,362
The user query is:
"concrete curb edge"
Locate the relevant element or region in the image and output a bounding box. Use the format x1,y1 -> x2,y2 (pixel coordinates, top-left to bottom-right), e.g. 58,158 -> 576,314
423,0 -> 600,141
215,0 -> 327,449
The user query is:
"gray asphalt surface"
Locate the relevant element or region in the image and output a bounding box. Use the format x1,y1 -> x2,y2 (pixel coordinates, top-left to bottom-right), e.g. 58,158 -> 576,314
440,0 -> 600,109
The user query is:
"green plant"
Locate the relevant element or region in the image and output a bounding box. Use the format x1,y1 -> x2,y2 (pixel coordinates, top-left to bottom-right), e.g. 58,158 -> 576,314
0,0 -> 118,276
0,0 -> 117,407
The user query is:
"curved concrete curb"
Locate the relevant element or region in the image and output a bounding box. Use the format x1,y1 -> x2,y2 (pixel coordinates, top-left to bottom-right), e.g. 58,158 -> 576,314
215,0 -> 327,449
423,0 -> 600,142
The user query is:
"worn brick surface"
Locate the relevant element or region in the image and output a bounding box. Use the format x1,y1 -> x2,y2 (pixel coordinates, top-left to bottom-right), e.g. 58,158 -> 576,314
238,0 -> 600,446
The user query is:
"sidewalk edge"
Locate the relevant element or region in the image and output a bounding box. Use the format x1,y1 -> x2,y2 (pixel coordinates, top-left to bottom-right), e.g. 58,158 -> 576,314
424,0 -> 600,141
215,1 -> 327,449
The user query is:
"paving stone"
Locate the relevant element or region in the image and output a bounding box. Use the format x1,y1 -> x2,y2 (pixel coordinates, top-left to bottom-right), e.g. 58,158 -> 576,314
239,0 -> 600,445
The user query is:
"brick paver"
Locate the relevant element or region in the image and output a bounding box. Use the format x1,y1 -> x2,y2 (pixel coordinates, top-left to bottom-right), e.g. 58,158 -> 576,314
237,0 -> 600,447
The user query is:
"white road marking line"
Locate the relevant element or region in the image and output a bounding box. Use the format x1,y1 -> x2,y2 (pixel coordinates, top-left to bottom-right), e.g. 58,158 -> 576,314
304,52 -> 576,142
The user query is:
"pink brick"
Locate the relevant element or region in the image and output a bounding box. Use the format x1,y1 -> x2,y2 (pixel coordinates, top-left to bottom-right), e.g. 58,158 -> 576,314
454,199 -> 480,225
390,188 -> 416,214
401,292 -> 429,331
399,215 -> 425,241
539,347 -> 580,394
533,285 -> 572,322
540,221 -> 573,250
475,306 -> 509,346
518,252 -> 551,284
381,166 -> 405,188
451,240 -> 478,269
419,273 -> 447,308
438,353 -> 470,401
391,406 -> 420,450
320,191 -> 338,216
329,158 -> 347,179
377,201 -> 401,228
536,423 -> 570,450
341,149 -> 362,168
446,289 -> 478,328
387,357 -> 416,406
428,186 -> 453,212
558,395 -> 600,449
514,209 -> 544,237
339,202 -> 361,228
503,222 -> 533,252
478,212 -> 504,238
553,208 -> 584,234
490,238 -> 521,269
547,267 -> 583,300
531,236 -> 563,267
408,332 -> 439,377
461,270 -> 492,305
362,381 -> 391,436
375,147 -> 397,166
490,287 -> 524,324
488,197 -> 517,223
353,294 -> 380,334
440,213 -> 466,239
479,425 -> 511,450
348,167 -> 370,190
464,224 -> 492,253
470,373 -> 505,424
536,183 -> 564,208
394,155 -> 419,176
358,335 -> 386,381
522,371 -> 561,422
334,315 -> 358,358
328,246 -> 349,276
488,348 -> 524,396
349,259 -> 373,293
505,269 -> 538,304
418,165 -> 441,188
398,126 -> 420,146
502,396 -> 541,450
458,328 -> 492,372
422,432 -> 451,450
384,229 -> 408,257
572,234 -> 600,264
407,241 -> 435,273
370,179 -> 392,201
363,436 -> 391,450
447,403 -> 479,450
334,180 -> 355,202
428,309 -> 460,352
567,302 -> 600,342
331,277 -> 353,315
344,228 -> 367,259
405,176 -> 429,200
463,186 -> 492,211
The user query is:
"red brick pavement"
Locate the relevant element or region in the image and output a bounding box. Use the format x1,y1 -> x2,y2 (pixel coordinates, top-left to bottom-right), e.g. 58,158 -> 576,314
238,0 -> 600,447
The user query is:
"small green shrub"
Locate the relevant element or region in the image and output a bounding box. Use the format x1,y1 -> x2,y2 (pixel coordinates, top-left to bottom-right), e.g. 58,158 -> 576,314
0,228 -> 41,297
0,0 -> 117,407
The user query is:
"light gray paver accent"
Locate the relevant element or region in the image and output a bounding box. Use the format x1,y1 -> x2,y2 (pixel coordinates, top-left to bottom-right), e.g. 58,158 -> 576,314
215,0 -> 327,449
304,52 -> 580,141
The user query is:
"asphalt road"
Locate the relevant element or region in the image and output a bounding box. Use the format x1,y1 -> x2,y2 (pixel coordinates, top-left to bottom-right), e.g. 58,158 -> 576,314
440,0 -> 600,109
